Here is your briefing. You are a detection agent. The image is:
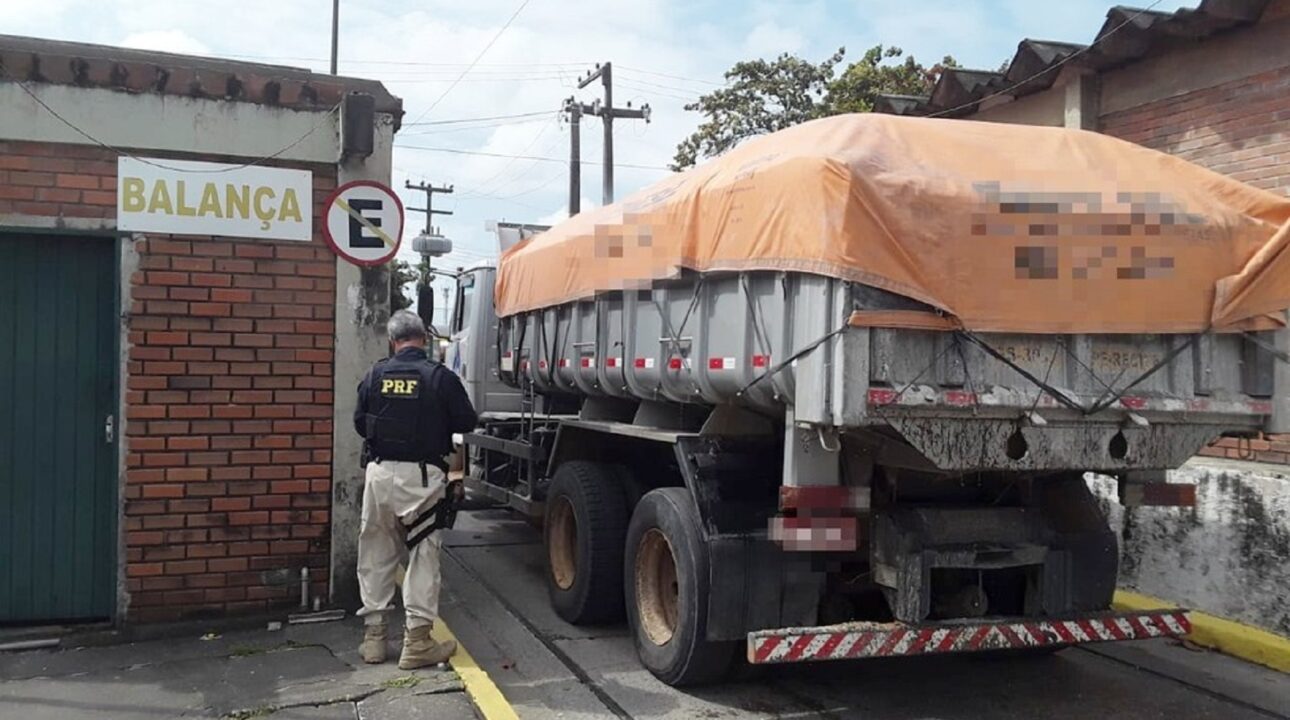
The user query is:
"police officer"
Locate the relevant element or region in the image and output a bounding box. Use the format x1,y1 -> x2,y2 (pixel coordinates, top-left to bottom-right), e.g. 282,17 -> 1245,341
354,310 -> 477,668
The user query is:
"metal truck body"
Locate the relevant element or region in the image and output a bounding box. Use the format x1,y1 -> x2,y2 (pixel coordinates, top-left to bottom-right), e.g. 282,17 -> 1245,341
450,257 -> 1284,685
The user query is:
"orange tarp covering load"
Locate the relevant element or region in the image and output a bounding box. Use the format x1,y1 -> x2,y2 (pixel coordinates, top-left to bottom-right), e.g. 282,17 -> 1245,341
495,114 -> 1290,333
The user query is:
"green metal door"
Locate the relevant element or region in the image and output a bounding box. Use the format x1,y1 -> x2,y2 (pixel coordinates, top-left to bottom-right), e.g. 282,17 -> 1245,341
0,233 -> 118,623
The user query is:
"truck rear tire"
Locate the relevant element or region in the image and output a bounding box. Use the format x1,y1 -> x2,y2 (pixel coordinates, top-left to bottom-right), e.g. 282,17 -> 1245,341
625,488 -> 735,687
545,461 -> 629,625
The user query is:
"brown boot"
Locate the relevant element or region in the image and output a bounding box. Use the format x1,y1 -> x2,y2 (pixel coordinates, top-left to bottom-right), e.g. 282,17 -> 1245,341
398,624 -> 456,669
359,622 -> 389,664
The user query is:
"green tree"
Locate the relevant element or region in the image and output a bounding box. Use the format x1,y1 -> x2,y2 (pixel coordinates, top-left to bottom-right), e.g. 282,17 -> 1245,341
827,46 -> 957,114
672,49 -> 844,170
673,46 -> 956,170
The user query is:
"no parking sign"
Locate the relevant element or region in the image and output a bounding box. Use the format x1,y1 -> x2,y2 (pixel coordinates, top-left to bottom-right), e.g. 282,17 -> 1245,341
322,180 -> 405,266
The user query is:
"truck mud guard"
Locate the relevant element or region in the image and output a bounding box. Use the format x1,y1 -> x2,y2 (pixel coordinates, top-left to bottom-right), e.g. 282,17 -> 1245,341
747,609 -> 1190,665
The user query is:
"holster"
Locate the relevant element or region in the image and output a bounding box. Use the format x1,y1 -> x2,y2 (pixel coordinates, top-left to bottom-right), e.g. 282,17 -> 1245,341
405,479 -> 464,549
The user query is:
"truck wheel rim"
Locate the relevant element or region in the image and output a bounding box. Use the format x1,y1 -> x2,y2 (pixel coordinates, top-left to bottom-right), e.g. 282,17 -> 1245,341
549,496 -> 577,590
635,528 -> 679,646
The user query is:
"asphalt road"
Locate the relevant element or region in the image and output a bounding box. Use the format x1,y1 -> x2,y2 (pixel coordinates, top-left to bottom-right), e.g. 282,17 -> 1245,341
438,506 -> 1290,720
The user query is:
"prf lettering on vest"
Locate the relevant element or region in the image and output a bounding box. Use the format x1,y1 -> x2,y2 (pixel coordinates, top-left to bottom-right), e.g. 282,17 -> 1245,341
119,177 -> 303,232
380,378 -> 420,396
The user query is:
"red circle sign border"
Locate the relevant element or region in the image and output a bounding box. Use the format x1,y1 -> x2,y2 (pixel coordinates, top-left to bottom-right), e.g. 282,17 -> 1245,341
321,179 -> 406,267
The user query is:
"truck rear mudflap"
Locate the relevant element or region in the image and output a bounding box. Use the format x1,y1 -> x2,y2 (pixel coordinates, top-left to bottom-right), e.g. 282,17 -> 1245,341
746,609 -> 1190,665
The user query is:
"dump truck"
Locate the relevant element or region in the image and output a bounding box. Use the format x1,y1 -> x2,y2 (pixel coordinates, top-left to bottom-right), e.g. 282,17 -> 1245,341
444,115 -> 1290,686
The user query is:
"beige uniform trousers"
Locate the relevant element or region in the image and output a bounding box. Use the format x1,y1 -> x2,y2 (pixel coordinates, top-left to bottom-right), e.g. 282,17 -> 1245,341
357,460 -> 445,630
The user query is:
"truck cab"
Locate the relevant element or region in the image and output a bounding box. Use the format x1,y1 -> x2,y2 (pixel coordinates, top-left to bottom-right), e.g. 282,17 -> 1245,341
442,221 -> 548,415
444,262 -> 519,415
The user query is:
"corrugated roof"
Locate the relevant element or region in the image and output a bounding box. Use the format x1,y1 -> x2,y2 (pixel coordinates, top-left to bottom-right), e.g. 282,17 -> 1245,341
873,0 -> 1271,118
0,34 -> 403,126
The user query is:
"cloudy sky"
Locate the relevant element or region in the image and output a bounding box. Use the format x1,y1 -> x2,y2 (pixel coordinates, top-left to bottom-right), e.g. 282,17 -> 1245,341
3,0 -> 1190,298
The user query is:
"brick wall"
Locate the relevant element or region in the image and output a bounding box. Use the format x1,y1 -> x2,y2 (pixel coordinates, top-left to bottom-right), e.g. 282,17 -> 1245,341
1102,64 -> 1290,465
1101,65 -> 1290,196
0,140 -> 337,622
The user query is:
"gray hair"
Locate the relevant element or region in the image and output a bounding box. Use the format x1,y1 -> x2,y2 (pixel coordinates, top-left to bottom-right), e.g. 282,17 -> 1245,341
387,310 -> 428,343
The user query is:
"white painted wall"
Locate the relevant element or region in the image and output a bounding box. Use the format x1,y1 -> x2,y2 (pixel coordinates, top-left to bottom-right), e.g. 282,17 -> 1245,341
0,82 -> 338,164
1088,459 -> 1290,636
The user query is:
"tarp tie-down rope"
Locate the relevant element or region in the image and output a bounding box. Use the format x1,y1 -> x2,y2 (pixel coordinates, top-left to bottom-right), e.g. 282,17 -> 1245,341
735,316 -> 1216,419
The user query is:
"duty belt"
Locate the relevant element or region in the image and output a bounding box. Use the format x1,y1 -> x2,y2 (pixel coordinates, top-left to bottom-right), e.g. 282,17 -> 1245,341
366,451 -> 449,479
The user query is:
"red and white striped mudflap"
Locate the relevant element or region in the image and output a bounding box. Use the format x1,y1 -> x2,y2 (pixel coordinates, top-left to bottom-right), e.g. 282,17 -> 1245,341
746,609 -> 1190,665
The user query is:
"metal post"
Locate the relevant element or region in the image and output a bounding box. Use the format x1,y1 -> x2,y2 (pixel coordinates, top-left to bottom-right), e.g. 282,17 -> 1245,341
567,98 -> 581,216
330,0 -> 339,75
601,63 -> 613,204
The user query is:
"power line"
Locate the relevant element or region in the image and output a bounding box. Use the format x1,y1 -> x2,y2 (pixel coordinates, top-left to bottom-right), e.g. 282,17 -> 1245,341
395,144 -> 671,171
450,192 -> 548,213
926,0 -> 1165,118
405,0 -> 535,127
382,75 -> 570,85
455,118 -> 560,197
212,52 -> 590,69
405,110 -> 555,127
460,143 -> 566,200
616,65 -> 726,87
441,247 -> 494,259
347,68 -> 579,78
616,71 -> 715,96
399,116 -> 552,137
0,58 -> 338,173
494,126 -> 568,188
495,166 -> 567,200
615,79 -> 697,103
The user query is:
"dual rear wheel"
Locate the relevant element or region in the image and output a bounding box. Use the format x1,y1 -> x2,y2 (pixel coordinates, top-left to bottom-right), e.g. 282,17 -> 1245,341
544,462 -> 734,686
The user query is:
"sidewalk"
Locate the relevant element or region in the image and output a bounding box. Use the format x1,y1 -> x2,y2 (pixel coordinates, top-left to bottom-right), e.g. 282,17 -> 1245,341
0,612 -> 478,719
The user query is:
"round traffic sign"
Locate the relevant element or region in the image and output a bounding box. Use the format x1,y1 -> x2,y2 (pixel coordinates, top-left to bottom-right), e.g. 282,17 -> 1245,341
322,180 -> 405,266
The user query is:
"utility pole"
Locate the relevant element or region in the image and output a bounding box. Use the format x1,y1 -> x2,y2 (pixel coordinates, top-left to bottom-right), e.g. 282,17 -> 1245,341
577,62 -> 650,205
329,0 -> 339,75
562,97 -> 582,216
405,181 -> 454,233
406,181 -> 453,334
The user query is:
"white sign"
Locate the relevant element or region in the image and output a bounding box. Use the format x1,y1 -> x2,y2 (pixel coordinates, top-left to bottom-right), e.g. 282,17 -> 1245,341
117,157 -> 313,241
322,180 -> 404,266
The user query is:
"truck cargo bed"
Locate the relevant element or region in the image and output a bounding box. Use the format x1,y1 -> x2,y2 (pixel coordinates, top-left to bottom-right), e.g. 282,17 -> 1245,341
498,271 -> 1283,471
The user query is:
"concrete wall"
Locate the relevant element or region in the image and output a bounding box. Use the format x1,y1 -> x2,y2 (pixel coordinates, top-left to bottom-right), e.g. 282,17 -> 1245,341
973,85 -> 1066,127
0,83 -> 339,165
328,113 -> 397,609
1088,459 -> 1290,636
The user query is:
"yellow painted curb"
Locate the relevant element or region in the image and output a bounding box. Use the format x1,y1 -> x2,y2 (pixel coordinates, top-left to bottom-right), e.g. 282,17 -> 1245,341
396,563 -> 521,720
1113,590 -> 1290,673
433,620 -> 520,720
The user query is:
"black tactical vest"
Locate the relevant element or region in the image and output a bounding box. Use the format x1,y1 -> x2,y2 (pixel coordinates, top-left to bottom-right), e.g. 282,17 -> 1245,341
363,352 -> 451,468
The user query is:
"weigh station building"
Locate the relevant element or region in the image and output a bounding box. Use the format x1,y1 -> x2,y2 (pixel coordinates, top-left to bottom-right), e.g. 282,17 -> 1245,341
0,35 -> 404,624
